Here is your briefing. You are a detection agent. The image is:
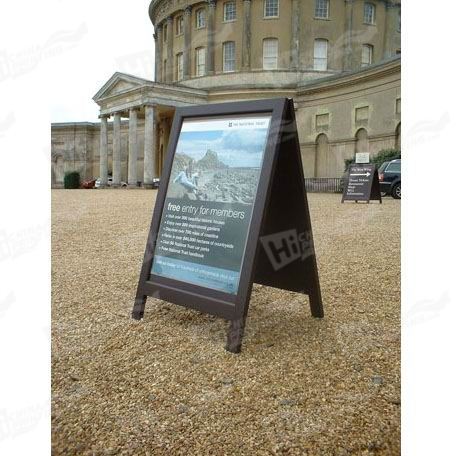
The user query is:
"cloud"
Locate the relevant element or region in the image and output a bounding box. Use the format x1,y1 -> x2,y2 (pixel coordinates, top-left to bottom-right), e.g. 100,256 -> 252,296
176,128 -> 269,167
219,128 -> 267,154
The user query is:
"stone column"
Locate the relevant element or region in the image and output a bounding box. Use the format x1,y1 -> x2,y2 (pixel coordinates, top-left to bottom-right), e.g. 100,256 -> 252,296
242,0 -> 251,70
166,16 -> 174,82
164,118 -> 171,154
99,114 -> 109,187
383,2 -> 398,59
154,115 -> 162,177
128,107 -> 139,187
290,0 -> 300,70
206,0 -> 217,75
343,0 -> 355,71
183,6 -> 192,79
143,105 -> 156,188
154,24 -> 162,82
112,113 -> 122,187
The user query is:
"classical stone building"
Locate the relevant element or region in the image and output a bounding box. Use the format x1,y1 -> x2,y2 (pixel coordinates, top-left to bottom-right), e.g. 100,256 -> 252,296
51,0 -> 401,187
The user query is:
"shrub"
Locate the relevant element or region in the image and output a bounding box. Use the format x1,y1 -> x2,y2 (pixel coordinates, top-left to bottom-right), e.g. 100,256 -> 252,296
64,171 -> 80,189
344,157 -> 355,171
344,148 -> 401,171
372,149 -> 401,168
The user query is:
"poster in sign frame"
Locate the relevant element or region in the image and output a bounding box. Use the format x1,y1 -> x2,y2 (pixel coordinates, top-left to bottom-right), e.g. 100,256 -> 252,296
132,98 -> 323,353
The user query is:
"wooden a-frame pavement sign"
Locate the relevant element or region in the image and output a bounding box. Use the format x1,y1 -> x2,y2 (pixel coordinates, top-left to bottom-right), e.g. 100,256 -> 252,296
341,163 -> 382,204
132,98 -> 324,353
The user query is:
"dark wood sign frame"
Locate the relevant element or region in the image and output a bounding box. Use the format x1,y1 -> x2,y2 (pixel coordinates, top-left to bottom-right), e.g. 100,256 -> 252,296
132,98 -> 323,353
341,163 -> 382,204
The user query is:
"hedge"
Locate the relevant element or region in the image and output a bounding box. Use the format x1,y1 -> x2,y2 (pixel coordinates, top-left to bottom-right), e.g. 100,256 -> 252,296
344,149 -> 401,171
64,172 -> 80,189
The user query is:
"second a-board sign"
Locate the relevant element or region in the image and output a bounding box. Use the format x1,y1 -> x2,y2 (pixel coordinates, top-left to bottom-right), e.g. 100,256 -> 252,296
341,163 -> 382,204
132,98 -> 324,353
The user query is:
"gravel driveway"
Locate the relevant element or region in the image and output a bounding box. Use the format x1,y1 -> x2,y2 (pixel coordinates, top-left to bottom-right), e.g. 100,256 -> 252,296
52,190 -> 400,455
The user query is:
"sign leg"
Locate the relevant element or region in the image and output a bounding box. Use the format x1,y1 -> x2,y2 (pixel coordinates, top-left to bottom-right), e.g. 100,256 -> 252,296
132,294 -> 147,320
309,288 -> 324,318
225,317 -> 246,353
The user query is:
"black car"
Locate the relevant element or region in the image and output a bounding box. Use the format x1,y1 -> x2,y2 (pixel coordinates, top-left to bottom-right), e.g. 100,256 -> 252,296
379,159 -> 401,199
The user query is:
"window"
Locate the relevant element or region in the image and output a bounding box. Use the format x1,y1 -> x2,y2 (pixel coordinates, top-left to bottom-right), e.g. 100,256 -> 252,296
223,2 -> 236,21
316,113 -> 329,129
386,162 -> 401,173
263,38 -> 278,69
264,0 -> 279,18
396,98 -> 401,114
176,53 -> 183,80
196,47 -> 206,76
355,106 -> 369,122
313,39 -> 328,71
361,44 -> 373,67
397,10 -> 401,32
223,41 -> 235,72
355,128 -> 368,154
395,123 -> 401,149
196,8 -> 206,28
163,59 -> 167,81
176,15 -> 183,35
163,24 -> 168,42
364,3 -> 375,24
315,133 -> 329,177
315,0 -> 329,19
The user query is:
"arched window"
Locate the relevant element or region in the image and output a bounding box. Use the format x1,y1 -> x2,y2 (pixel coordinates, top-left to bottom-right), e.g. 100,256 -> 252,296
264,0 -> 279,18
176,53 -> 183,80
315,0 -> 329,19
355,128 -> 369,154
315,133 -> 329,177
263,38 -> 278,69
395,123 -> 401,150
364,3 -> 375,24
223,2 -> 236,21
361,44 -> 373,67
176,15 -> 184,35
223,41 -> 236,72
314,39 -> 328,71
54,155 -> 64,184
195,8 -> 206,29
195,47 -> 206,76
163,23 -> 168,42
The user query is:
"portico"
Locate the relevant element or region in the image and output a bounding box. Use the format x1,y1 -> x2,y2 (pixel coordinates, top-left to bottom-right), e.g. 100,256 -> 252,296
93,72 -> 207,188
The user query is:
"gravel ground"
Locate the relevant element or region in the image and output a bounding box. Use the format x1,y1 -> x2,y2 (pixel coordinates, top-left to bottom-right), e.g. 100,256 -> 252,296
52,190 -> 400,456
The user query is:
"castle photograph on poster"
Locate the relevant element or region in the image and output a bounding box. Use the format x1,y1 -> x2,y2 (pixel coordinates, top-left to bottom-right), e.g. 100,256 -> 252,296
166,116 -> 271,205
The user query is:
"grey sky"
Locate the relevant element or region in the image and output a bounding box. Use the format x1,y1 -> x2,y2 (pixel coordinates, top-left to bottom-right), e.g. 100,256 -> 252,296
48,1 -> 155,123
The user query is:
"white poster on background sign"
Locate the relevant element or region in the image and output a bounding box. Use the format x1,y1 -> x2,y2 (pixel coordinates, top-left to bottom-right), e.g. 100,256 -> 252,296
356,152 -> 370,164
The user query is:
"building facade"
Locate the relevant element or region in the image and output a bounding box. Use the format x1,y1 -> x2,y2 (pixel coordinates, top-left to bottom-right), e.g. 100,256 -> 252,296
51,0 -> 401,187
